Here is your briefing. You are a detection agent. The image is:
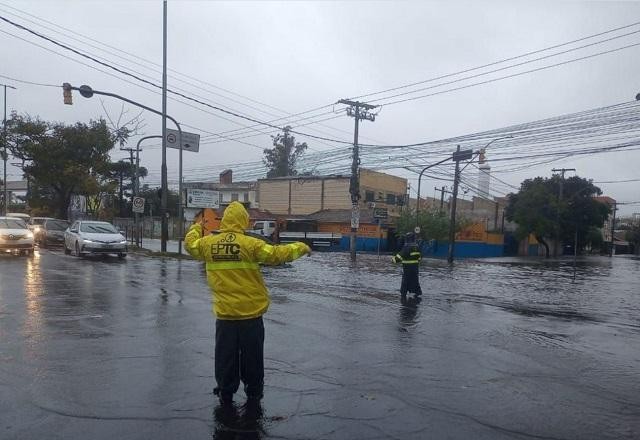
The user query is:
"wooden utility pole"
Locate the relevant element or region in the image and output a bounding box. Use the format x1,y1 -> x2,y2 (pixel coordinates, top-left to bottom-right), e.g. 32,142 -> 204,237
338,99 -> 378,261
434,186 -> 449,212
552,168 -> 576,257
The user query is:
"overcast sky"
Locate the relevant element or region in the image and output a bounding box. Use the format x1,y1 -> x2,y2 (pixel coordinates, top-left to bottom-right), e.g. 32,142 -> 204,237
1,0 -> 639,215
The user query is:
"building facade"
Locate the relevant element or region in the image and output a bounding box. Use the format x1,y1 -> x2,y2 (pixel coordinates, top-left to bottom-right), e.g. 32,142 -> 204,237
257,169 -> 408,217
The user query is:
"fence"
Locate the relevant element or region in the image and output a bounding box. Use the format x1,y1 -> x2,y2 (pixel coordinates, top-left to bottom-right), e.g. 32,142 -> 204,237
113,217 -> 184,246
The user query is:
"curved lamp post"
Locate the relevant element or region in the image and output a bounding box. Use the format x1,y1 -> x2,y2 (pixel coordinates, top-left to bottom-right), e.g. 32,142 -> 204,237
66,84 -> 183,254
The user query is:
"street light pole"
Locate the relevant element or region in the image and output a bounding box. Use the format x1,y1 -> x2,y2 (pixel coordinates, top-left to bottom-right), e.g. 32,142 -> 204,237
2,83 -> 16,216
415,156 -> 453,228
65,84 -> 182,253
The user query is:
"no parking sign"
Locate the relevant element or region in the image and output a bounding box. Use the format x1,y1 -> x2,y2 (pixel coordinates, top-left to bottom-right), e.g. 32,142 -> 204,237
132,196 -> 145,214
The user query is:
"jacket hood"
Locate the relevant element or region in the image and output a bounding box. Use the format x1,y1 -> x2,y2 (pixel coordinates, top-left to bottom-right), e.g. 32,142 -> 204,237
220,201 -> 249,232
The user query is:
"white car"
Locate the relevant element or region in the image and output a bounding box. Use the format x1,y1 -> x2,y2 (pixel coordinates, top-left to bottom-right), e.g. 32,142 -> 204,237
64,220 -> 128,259
0,216 -> 35,256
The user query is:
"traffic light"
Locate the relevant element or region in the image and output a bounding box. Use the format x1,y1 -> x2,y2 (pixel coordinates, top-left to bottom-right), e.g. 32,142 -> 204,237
62,83 -> 72,105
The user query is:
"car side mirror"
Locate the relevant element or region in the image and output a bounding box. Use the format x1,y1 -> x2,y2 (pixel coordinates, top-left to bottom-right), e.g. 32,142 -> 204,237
119,230 -> 125,235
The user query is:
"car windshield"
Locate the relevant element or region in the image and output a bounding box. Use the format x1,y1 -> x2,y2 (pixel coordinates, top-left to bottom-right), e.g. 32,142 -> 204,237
0,219 -> 28,229
47,220 -> 69,231
80,223 -> 118,234
32,218 -> 47,225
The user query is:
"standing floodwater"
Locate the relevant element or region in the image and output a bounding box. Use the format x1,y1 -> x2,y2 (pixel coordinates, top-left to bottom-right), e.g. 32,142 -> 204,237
1,250 -> 639,439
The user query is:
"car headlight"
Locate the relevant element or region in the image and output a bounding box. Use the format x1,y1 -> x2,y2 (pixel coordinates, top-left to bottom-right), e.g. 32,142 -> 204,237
26,232 -> 34,239
119,240 -> 127,244
83,239 -> 94,243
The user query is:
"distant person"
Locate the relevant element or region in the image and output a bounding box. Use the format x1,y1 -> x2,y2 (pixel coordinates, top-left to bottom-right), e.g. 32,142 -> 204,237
391,232 -> 423,297
185,201 -> 311,405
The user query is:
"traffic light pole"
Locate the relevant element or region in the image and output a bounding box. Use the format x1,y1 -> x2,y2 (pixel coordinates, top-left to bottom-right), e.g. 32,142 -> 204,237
64,84 -> 182,253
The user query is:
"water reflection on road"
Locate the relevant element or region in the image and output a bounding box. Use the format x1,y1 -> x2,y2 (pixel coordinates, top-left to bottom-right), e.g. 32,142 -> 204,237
0,250 -> 638,439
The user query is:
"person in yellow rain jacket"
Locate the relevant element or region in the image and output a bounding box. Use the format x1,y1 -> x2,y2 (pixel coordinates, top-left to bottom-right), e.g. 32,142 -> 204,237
185,201 -> 311,405
391,232 -> 423,297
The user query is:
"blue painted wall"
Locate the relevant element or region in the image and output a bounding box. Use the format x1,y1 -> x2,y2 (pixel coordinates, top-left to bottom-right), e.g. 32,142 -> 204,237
329,237 -> 503,258
419,241 -> 504,258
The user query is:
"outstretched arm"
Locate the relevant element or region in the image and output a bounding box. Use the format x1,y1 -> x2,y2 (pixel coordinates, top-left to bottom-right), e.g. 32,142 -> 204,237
185,223 -> 206,261
254,241 -> 311,266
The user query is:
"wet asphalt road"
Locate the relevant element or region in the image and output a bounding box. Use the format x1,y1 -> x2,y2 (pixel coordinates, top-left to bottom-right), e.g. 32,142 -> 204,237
1,249 -> 639,440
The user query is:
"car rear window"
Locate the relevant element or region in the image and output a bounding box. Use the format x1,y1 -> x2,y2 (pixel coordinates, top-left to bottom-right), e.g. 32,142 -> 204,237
80,223 -> 118,233
0,219 -> 28,229
47,220 -> 69,231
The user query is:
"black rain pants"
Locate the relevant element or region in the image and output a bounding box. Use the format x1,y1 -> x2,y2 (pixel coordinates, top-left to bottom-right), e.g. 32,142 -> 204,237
214,316 -> 265,399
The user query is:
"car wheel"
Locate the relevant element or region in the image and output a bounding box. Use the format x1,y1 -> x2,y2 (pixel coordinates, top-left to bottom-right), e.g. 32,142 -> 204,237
64,243 -> 71,255
118,253 -> 127,259
75,241 -> 82,257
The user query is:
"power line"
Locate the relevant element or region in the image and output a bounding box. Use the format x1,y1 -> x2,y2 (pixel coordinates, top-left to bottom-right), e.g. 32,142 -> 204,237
0,14 -> 356,145
351,20 -> 640,101
375,42 -> 640,107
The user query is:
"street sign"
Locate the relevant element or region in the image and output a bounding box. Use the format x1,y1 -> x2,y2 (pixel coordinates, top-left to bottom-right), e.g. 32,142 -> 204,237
166,129 -> 200,153
132,196 -> 145,214
452,149 -> 473,162
373,207 -> 388,219
186,188 -> 219,208
351,206 -> 360,229
414,226 -> 421,234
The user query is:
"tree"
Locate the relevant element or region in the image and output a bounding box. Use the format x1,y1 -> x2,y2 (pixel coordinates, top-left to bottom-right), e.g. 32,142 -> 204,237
7,114 -> 116,218
396,207 -> 469,241
263,126 -> 307,178
626,224 -> 640,255
505,175 -> 610,257
138,185 -> 179,217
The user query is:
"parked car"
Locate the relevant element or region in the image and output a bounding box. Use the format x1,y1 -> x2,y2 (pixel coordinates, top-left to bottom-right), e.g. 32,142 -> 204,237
6,212 -> 31,223
64,220 -> 128,258
29,216 -> 54,233
35,219 -> 70,247
0,216 -> 35,256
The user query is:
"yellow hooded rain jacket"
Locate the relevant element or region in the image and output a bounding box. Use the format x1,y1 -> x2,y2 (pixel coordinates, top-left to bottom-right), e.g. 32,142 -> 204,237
185,201 -> 310,320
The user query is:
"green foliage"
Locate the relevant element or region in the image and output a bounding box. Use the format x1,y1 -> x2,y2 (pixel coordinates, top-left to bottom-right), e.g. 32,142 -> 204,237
626,224 -> 640,251
263,126 -> 307,178
505,175 -> 611,256
585,227 -> 604,252
7,113 -> 116,218
396,207 -> 468,241
138,185 -> 180,217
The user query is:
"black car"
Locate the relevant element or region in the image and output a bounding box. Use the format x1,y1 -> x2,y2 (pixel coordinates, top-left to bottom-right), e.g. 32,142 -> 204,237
35,219 -> 70,247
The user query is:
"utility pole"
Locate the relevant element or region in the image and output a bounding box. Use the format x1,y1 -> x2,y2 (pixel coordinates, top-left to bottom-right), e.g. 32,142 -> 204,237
552,168 -> 576,257
161,0 -> 169,252
447,145 -> 473,264
2,83 -> 16,216
338,99 -> 378,261
434,186 -> 449,212
609,200 -> 617,257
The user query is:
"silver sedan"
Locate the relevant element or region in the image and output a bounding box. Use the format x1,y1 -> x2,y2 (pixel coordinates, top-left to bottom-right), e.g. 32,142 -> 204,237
64,220 -> 128,259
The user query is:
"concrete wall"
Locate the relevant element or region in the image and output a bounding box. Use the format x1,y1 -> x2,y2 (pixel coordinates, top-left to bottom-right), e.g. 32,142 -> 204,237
359,169 -> 407,216
258,180 -> 291,214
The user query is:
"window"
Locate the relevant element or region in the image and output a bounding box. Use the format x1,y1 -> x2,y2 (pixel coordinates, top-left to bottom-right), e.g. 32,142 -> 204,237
365,191 -> 374,202
386,193 -> 396,205
243,192 -> 249,202
231,193 -> 239,201
218,193 -> 224,204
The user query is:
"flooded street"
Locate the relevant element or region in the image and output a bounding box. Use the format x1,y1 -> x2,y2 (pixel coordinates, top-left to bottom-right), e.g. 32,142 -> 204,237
1,250 -> 639,439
